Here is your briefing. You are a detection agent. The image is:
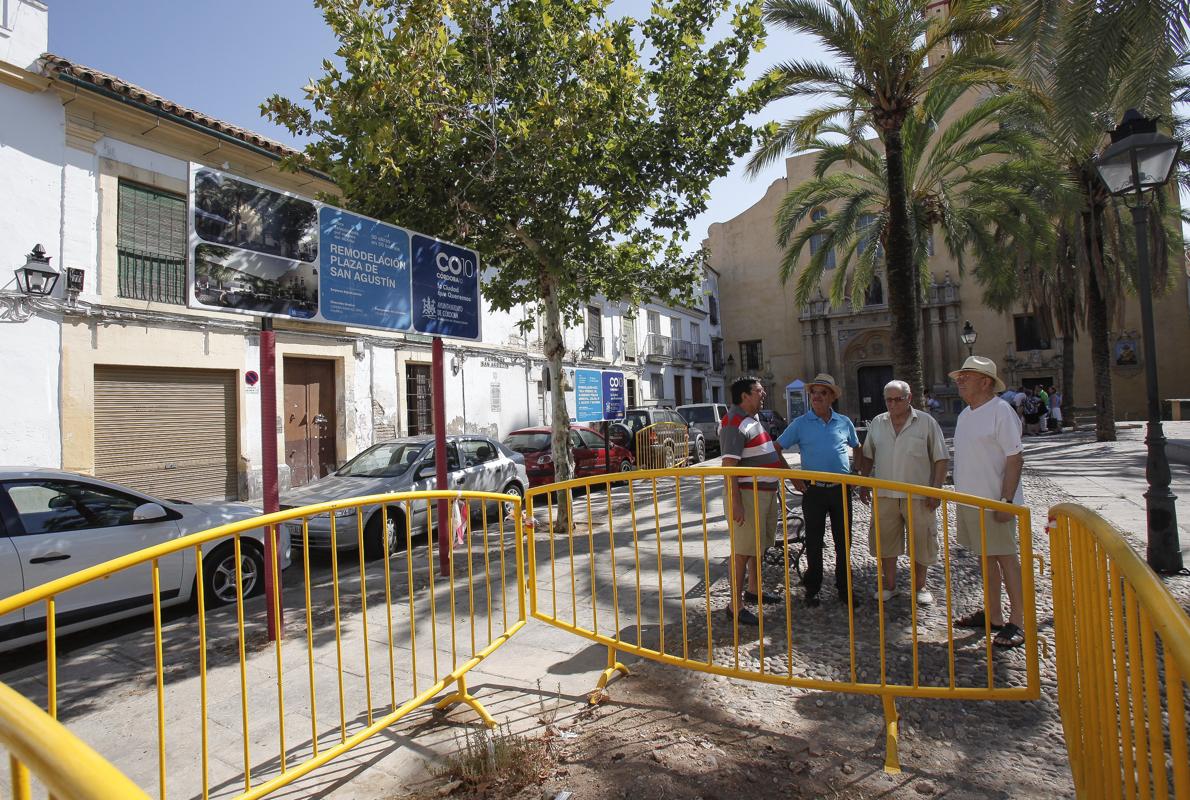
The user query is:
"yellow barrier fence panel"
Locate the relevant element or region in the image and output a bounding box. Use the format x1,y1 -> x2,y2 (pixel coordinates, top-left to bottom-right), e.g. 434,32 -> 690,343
524,466 -> 1041,772
1048,503 -> 1190,800
0,489 -> 526,800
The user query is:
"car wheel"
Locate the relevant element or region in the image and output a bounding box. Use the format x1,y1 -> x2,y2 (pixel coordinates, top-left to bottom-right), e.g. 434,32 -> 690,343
203,541 -> 265,606
619,459 -> 633,472
364,508 -> 401,560
500,481 -> 525,518
663,443 -> 676,468
694,438 -> 705,463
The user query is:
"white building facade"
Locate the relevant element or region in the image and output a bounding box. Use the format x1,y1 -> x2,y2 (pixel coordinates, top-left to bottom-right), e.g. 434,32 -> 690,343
0,1 -> 726,500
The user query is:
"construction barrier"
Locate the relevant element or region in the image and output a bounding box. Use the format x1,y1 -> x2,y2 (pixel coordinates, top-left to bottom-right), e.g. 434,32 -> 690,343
525,466 -> 1040,772
633,421 -> 692,469
0,490 -> 525,800
1048,503 -> 1190,799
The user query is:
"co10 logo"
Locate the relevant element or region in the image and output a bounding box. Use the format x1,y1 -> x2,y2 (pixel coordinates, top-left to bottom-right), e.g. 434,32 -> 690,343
606,376 -> 621,389
435,251 -> 476,278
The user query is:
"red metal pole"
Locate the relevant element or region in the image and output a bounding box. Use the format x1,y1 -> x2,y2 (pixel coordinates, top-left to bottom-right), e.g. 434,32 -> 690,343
260,318 -> 281,640
432,337 -> 450,577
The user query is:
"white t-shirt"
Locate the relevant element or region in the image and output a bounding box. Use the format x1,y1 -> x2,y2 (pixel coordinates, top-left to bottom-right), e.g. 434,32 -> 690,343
954,397 -> 1024,503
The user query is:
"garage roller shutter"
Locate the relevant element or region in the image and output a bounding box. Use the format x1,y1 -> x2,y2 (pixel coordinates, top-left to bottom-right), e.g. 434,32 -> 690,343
94,366 -> 238,501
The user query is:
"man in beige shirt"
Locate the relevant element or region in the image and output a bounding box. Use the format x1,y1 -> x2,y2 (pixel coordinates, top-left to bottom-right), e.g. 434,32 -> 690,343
857,380 -> 950,605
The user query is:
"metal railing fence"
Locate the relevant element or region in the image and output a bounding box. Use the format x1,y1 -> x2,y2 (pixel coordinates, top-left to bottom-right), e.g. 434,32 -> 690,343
1048,503 -> 1190,800
0,489 -> 525,800
633,422 -> 691,470
525,466 -> 1040,772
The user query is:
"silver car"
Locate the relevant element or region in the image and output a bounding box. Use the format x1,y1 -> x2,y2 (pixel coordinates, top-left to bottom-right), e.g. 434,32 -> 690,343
280,435 -> 528,559
0,468 -> 287,652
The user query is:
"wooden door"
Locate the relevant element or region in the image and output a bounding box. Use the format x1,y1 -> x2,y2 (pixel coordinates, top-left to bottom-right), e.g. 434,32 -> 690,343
691,376 -> 705,404
406,363 -> 433,435
673,374 -> 685,407
284,358 -> 337,487
857,364 -> 894,423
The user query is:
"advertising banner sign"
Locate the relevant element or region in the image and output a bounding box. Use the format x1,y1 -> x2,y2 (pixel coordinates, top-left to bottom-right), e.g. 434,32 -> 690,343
574,369 -> 604,423
602,371 -> 626,419
187,165 -> 480,340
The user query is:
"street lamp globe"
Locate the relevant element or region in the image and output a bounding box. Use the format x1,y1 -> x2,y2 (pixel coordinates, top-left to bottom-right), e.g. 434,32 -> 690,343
1095,109 -> 1181,199
1094,108 -> 1183,575
960,320 -> 978,356
14,244 -> 60,297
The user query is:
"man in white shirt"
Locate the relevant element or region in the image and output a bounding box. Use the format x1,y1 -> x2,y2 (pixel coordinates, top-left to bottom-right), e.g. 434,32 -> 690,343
949,356 -> 1026,649
857,380 -> 950,605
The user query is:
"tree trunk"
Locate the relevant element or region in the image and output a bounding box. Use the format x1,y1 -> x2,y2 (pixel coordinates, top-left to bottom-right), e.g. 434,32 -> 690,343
541,272 -> 573,529
881,127 -> 925,401
1060,330 -> 1075,425
1082,208 -> 1116,442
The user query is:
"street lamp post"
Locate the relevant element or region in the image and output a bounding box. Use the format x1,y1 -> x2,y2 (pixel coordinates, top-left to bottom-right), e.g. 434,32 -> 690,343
1095,108 -> 1184,574
960,320 -> 977,357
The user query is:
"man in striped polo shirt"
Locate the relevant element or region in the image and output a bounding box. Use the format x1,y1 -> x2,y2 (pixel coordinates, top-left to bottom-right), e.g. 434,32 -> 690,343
720,376 -> 787,626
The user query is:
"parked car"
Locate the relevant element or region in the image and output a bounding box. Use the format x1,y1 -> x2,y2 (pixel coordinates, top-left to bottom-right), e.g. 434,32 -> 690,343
280,435 -> 528,559
618,407 -> 706,465
676,403 -> 729,456
0,468 -> 282,652
504,426 -> 635,488
758,409 -> 789,439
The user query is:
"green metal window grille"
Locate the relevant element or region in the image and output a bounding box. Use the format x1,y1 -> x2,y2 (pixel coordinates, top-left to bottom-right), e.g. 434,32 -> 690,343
117,181 -> 187,305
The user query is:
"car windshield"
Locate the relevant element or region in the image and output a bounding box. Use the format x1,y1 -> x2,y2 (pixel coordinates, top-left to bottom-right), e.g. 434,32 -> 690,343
680,406 -> 716,423
503,432 -> 551,452
336,442 -> 425,477
622,411 -> 648,433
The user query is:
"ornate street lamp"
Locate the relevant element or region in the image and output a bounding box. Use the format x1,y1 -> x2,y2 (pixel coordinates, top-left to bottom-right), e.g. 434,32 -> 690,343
1095,108 -> 1183,574
14,244 -> 60,296
960,320 -> 977,357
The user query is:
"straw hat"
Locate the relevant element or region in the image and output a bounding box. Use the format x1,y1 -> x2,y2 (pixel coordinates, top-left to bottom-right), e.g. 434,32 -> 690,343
806,373 -> 842,400
948,355 -> 1006,393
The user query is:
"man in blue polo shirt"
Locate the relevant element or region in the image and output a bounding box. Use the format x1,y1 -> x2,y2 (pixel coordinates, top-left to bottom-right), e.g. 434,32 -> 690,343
776,373 -> 861,607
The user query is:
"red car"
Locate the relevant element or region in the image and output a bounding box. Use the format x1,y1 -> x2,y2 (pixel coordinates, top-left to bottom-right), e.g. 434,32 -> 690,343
502,426 -> 635,487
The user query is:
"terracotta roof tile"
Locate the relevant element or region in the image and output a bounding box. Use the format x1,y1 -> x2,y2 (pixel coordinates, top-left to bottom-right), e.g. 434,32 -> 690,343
40,53 -> 305,161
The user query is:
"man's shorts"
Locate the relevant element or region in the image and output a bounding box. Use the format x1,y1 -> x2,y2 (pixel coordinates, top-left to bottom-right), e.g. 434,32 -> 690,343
956,504 -> 1018,556
868,496 -> 939,565
729,488 -> 779,557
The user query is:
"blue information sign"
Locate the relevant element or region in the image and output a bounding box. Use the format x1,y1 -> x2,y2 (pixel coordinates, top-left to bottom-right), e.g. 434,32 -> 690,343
411,235 -> 482,340
574,369 -> 604,423
319,208 -> 412,328
602,371 -> 626,418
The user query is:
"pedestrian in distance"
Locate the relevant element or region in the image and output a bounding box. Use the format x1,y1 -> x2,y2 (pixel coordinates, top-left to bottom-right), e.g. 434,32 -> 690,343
720,376 -> 786,627
949,356 -> 1027,649
856,380 -> 950,606
776,373 -> 862,608
924,391 -> 943,415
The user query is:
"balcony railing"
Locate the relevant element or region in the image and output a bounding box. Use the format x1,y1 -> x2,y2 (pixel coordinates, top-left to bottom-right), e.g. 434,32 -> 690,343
584,335 -> 605,359
693,343 -> 710,366
673,339 -> 693,362
644,333 -> 672,362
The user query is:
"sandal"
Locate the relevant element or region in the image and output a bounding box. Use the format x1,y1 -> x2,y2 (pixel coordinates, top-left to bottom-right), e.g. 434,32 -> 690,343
993,623 -> 1025,649
955,610 -> 1004,631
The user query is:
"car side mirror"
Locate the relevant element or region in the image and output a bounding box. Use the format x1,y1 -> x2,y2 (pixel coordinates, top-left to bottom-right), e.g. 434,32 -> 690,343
133,502 -> 169,522
415,463 -> 437,480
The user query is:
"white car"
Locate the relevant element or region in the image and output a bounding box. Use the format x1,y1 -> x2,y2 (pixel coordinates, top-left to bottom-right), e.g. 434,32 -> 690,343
0,468 -> 288,652
281,435 -> 528,559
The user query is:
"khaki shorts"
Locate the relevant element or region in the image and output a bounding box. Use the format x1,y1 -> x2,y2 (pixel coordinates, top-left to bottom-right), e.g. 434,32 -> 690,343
956,504 -> 1018,556
868,496 -> 938,565
729,488 -> 779,557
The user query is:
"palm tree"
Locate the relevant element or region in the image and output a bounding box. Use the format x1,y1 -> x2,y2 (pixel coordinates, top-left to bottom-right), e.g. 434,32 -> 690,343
772,84 -> 1061,363
749,0 -> 1011,399
1008,0 -> 1188,441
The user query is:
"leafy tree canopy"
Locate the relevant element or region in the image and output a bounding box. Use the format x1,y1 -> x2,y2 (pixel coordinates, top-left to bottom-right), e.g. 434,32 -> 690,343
264,0 -> 768,325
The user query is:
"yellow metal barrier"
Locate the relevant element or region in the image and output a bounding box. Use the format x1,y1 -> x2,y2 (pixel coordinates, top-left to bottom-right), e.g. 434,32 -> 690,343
634,421 -> 691,469
1048,503 -> 1190,800
525,466 -> 1040,772
0,489 -> 524,800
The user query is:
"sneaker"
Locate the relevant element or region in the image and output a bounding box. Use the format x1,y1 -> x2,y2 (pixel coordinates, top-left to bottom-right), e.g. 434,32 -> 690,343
915,589 -> 934,606
744,589 -> 782,605
873,588 -> 896,602
724,606 -> 760,626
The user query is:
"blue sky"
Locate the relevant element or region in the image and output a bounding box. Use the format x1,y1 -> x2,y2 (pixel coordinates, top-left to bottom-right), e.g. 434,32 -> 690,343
48,0 -> 825,251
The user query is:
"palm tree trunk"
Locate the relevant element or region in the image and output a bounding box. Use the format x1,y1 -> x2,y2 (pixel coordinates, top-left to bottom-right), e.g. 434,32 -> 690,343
1082,209 -> 1116,442
1060,330 -> 1075,425
881,127 -> 925,400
